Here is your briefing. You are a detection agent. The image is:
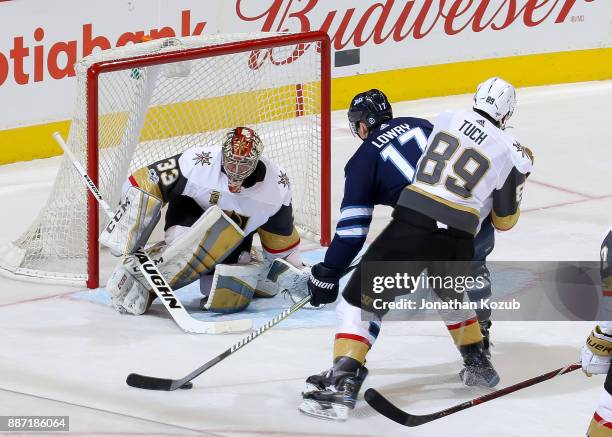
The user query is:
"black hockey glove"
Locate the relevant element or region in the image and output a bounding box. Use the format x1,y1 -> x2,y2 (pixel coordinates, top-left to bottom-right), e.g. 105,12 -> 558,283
308,263 -> 340,307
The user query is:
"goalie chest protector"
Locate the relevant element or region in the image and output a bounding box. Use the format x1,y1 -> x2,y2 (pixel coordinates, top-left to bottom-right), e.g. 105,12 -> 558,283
176,147 -> 293,235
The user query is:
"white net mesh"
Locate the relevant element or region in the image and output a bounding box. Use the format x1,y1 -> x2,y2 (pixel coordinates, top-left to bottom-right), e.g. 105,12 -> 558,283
0,32 -> 327,285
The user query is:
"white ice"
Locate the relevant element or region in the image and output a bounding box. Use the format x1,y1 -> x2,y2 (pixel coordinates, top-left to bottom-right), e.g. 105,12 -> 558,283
0,81 -> 611,436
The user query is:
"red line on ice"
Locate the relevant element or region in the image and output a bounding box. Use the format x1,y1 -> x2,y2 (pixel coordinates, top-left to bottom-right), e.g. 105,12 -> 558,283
0,290 -> 78,308
523,194 -> 612,213
528,179 -> 598,199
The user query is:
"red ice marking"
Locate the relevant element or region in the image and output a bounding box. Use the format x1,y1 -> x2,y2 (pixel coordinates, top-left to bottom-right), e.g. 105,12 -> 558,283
528,179 -> 598,199
522,194 -> 612,213
0,427 -> 202,437
0,290 -> 79,308
0,385 -> 376,437
0,427 -> 379,437
198,430 -> 378,437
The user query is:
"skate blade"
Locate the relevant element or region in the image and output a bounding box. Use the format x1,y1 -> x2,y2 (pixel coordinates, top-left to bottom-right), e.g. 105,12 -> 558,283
303,383 -> 320,393
298,399 -> 349,421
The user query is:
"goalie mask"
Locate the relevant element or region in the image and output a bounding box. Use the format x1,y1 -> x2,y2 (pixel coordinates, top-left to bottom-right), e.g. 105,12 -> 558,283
222,127 -> 263,192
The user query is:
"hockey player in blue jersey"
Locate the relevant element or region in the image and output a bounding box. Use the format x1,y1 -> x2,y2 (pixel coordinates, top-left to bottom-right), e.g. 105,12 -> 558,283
300,89 -> 497,420
321,90 -> 433,276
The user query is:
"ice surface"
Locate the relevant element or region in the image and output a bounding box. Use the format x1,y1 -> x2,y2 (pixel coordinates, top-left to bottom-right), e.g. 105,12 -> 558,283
0,81 -> 611,436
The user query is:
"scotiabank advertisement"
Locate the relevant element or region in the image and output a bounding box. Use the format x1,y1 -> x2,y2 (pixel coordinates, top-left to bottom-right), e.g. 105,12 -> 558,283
0,0 -> 609,128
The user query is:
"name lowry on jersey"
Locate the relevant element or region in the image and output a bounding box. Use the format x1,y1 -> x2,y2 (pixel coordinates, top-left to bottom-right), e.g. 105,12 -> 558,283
370,123 -> 411,148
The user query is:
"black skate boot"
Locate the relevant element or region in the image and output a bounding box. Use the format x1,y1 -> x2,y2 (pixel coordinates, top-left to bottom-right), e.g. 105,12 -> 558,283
479,319 -> 492,358
458,342 -> 500,388
299,357 -> 368,421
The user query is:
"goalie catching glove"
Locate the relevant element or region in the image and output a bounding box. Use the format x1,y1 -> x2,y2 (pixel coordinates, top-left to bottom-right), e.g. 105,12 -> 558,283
308,263 -> 340,307
582,325 -> 612,376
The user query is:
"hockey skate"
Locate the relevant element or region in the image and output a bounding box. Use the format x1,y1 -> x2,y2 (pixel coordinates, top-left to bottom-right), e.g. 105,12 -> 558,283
299,357 -> 368,421
459,342 -> 500,387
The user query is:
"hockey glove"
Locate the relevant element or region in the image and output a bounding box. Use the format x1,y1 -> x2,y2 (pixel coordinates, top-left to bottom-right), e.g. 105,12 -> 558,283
308,263 -> 340,307
582,325 -> 612,376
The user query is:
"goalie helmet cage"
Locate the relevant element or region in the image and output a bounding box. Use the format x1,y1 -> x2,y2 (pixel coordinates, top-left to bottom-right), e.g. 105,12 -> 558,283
0,31 -> 331,289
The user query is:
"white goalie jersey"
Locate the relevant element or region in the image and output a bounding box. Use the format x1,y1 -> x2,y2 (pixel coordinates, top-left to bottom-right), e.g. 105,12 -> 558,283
126,146 -> 301,258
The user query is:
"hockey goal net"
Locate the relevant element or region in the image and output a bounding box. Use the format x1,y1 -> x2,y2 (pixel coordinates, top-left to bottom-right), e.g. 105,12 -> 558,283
0,31 -> 331,288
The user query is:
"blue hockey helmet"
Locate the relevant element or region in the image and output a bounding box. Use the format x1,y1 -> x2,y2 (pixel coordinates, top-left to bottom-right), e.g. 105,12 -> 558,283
347,89 -> 393,136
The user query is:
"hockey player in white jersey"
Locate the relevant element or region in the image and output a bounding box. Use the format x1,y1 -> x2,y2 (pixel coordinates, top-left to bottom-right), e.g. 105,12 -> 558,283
582,228 -> 612,436
303,77 -> 533,419
101,126 -> 305,316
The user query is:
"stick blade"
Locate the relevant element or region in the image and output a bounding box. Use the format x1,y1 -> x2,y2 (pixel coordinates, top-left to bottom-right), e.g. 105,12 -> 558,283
180,318 -> 253,334
364,388 -> 431,427
203,318 -> 253,334
126,373 -> 192,391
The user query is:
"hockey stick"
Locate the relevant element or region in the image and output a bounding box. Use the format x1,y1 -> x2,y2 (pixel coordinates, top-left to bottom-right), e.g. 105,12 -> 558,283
52,132 -> 251,335
126,263 -> 359,391
364,362 -> 581,427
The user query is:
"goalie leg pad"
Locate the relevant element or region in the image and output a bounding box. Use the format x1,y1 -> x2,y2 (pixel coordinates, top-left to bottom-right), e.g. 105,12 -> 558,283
157,206 -> 246,289
202,258 -> 311,314
203,263 -> 265,313
99,186 -> 162,255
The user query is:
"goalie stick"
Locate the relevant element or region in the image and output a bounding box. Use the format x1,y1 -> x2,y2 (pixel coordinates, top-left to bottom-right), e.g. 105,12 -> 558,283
126,263 -> 359,391
364,362 -> 581,427
52,132 -> 251,335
